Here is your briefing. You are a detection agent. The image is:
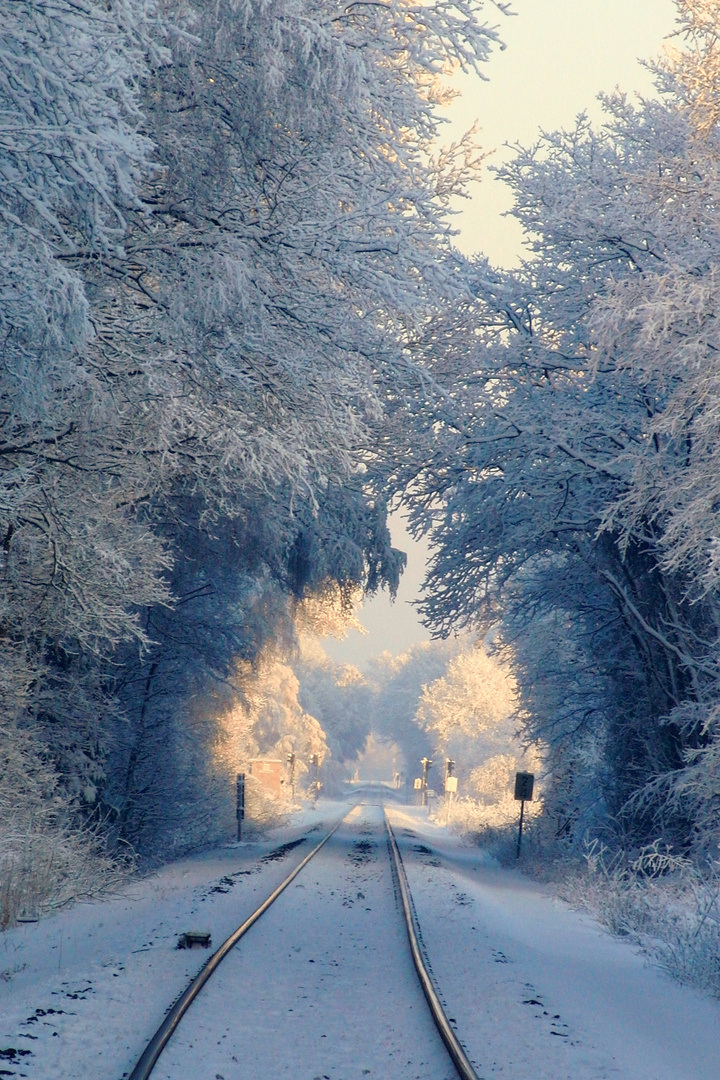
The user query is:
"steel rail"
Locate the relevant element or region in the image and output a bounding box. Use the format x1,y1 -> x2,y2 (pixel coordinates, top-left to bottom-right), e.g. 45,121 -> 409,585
127,815 -> 346,1080
384,808 -> 482,1080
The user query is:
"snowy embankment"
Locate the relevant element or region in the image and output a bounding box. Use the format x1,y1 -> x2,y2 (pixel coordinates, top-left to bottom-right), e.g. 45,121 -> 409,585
388,806 -> 720,1080
0,803 -> 333,1080
1,799 -> 719,1080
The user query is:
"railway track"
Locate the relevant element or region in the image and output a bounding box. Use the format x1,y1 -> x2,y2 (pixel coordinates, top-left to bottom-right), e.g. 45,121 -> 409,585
126,802 -> 480,1080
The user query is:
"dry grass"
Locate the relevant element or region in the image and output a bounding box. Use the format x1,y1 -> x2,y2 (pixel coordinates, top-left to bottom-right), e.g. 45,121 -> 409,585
436,793 -> 540,849
562,842 -> 720,997
443,801 -> 720,999
0,823 -> 130,929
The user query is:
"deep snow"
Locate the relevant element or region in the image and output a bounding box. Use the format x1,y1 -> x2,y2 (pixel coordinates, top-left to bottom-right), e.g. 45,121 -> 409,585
0,797 -> 718,1079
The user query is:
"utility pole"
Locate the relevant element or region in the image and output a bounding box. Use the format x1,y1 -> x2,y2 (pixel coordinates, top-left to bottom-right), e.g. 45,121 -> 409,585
287,751 -> 296,802
420,757 -> 433,807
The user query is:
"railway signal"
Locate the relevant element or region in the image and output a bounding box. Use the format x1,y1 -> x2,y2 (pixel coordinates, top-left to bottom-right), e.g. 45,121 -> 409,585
287,751 -> 296,801
236,772 -> 245,841
310,753 -> 320,802
420,757 -> 433,806
444,759 -> 457,824
514,771 -> 535,857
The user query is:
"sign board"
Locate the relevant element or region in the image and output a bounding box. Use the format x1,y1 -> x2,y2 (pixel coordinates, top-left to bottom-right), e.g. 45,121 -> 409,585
445,776 -> 458,793
413,777 -> 423,790
514,771 -> 534,801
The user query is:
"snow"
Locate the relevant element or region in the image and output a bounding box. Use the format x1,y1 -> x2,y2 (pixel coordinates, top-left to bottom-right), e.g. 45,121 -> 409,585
389,806 -> 720,1080
1,798 -> 719,1080
0,803 -> 333,1080
155,802 -> 452,1080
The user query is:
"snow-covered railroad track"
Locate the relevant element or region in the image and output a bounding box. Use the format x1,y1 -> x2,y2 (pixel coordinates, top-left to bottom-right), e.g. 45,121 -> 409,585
127,816 -> 346,1080
126,803 -> 479,1080
384,810 -> 480,1080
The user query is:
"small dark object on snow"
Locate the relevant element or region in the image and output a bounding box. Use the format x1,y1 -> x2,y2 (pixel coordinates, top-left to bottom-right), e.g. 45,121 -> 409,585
0,1048 -> 32,1061
176,931 -> 212,949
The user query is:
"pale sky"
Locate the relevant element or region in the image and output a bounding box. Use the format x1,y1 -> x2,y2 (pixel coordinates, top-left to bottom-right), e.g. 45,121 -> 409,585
322,0 -> 678,669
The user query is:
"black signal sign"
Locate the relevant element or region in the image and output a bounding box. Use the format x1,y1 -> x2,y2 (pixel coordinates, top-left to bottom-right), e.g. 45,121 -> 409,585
514,772 -> 534,801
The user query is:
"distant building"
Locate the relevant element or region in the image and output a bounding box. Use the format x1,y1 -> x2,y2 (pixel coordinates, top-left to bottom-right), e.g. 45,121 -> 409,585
247,758 -> 285,799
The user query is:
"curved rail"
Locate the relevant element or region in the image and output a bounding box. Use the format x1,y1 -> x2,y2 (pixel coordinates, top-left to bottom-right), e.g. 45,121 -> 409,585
384,808 -> 481,1080
127,816 -> 346,1080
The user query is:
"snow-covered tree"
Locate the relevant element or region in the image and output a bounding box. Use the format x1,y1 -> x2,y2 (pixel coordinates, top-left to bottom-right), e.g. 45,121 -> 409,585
399,2 -> 720,854
0,0 -> 167,889
0,2 -> 173,821
295,643 -> 374,769
36,0 -> 503,855
365,641 -> 461,781
413,645 -> 531,817
0,0 -> 162,247
415,647 -> 515,744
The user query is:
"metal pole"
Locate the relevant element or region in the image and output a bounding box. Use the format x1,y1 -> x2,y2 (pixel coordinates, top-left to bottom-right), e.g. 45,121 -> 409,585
444,759 -> 455,826
516,798 -> 525,858
287,752 -> 296,802
236,773 -> 245,842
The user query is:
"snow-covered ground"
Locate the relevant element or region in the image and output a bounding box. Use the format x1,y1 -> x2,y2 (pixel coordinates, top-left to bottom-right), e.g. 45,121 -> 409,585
1,797 -> 719,1080
388,805 -> 720,1080
0,802 -> 335,1080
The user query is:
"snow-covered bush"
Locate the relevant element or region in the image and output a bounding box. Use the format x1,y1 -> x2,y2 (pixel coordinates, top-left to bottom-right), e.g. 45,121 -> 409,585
241,777 -> 291,839
0,721 -> 128,928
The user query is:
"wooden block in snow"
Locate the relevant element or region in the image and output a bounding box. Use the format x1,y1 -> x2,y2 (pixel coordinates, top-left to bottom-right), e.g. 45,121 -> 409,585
176,931 -> 212,949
